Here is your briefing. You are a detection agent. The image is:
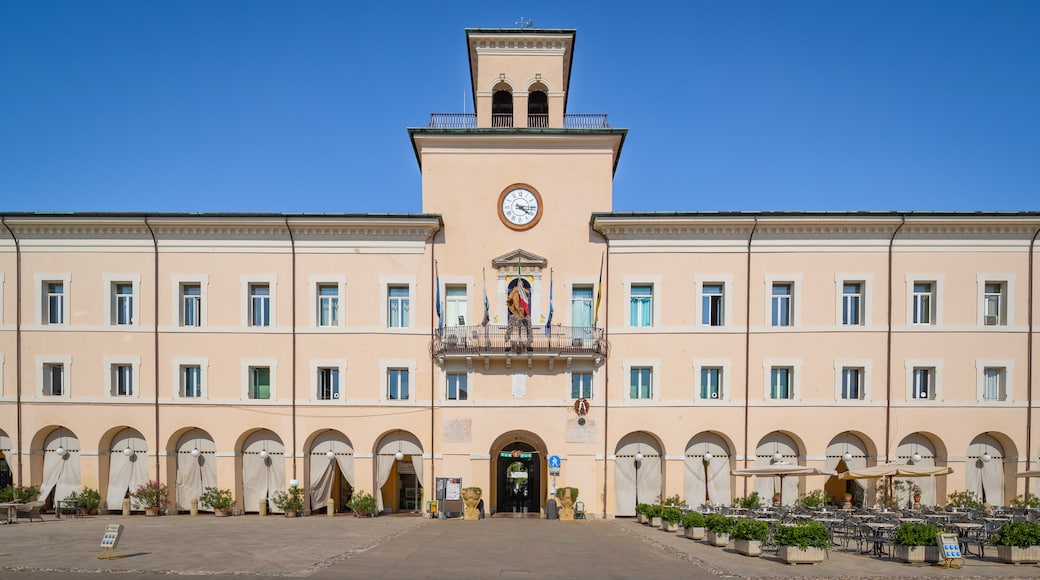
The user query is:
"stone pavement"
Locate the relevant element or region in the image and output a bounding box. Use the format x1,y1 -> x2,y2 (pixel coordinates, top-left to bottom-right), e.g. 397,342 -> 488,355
2,514 -> 1040,578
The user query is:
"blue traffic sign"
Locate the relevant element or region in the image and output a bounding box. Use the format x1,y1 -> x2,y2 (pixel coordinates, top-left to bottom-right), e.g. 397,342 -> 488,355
548,455 -> 561,468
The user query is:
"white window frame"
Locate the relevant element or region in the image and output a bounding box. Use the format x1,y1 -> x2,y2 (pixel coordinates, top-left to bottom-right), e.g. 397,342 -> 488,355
621,360 -> 660,402
102,275 -> 141,327
624,277 -> 660,328
835,274 -> 874,327
35,273 -> 71,326
569,369 -> 594,400
103,356 -> 141,399
445,370 -> 470,402
693,359 -> 731,402
241,359 -> 278,401
975,359 -> 1013,403
567,279 -> 597,329
696,275 -> 733,328
309,275 -> 346,329
833,359 -> 872,402
36,355 -> 72,399
904,359 -> 943,402
379,359 -> 417,402
308,359 -> 347,402
764,275 -> 801,328
172,275 -> 208,328
171,357 -> 208,400
905,275 -> 943,326
443,281 -> 471,327
763,359 -> 802,401
241,275 -> 277,329
380,277 -> 415,330
977,275 -> 1013,327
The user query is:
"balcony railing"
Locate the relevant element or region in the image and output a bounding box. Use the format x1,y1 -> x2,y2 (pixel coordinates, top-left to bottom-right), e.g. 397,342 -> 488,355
433,325 -> 605,357
425,113 -> 612,129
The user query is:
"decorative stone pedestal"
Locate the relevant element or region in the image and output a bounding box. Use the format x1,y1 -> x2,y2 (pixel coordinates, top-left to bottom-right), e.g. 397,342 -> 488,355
462,487 -> 482,520
558,488 -> 576,521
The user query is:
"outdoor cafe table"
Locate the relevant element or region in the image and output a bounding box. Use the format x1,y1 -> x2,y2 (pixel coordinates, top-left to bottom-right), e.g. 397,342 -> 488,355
0,502 -> 20,524
950,522 -> 984,558
863,522 -> 896,557
898,517 -> 923,523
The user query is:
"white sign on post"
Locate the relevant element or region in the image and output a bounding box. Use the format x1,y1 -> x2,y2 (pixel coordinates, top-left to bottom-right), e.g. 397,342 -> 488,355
98,524 -> 124,560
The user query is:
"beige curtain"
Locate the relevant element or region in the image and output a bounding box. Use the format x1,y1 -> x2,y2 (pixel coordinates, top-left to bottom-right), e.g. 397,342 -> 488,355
685,435 -> 731,507
242,433 -> 285,513
38,429 -> 80,504
175,430 -> 216,511
374,455 -> 395,512
967,442 -> 1005,506
374,434 -> 423,513
825,436 -> 869,500
106,429 -> 149,510
410,454 -> 424,487
706,458 -> 731,506
755,435 -> 799,505
684,458 -> 706,507
896,437 -> 937,505
308,438 -> 356,510
614,455 -> 637,516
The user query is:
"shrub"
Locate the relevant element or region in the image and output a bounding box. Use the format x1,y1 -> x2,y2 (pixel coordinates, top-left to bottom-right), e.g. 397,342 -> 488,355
271,486 -> 305,513
991,522 -> 1040,548
946,490 -> 984,510
661,506 -> 682,524
645,504 -> 664,518
774,521 -> 829,550
555,487 -> 579,502
798,489 -> 828,508
893,523 -> 938,546
346,490 -> 377,517
635,503 -> 651,516
0,485 -> 39,503
131,480 -> 169,508
737,491 -> 761,509
1010,494 -> 1040,509
199,487 -> 234,510
731,518 -> 770,542
661,494 -> 684,508
70,487 -> 101,512
704,513 -> 734,534
681,511 -> 706,529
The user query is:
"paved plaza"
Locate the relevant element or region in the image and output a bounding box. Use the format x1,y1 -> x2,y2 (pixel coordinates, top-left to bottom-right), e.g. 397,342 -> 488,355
2,514 -> 1040,579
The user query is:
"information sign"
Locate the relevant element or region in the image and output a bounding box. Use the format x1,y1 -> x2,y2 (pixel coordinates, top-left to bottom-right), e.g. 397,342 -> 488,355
936,532 -> 963,569
446,478 -> 461,501
98,524 -> 124,560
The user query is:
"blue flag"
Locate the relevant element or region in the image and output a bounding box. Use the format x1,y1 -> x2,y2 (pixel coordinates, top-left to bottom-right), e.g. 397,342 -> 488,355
435,261 -> 442,331
544,269 -> 554,336
481,268 -> 490,326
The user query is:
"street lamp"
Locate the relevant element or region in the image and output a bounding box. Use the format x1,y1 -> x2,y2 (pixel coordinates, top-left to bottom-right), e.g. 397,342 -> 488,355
122,447 -> 133,457
633,449 -> 643,511
191,448 -> 201,457
55,446 -> 65,456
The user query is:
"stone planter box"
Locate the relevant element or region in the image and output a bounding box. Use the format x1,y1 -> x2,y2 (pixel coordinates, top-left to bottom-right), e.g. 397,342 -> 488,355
705,531 -> 729,547
997,545 -> 1040,564
660,521 -> 681,533
734,539 -> 762,557
893,545 -> 940,563
636,513 -> 647,524
650,516 -> 662,527
684,526 -> 705,540
778,546 -> 826,565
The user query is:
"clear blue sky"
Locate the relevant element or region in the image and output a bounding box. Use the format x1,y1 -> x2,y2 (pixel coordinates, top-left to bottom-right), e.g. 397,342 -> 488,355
2,1 -> 1037,213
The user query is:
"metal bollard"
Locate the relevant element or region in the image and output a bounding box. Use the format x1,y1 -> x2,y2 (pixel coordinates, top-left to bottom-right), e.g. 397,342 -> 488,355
190,497 -> 198,516
258,500 -> 267,517
327,498 -> 335,517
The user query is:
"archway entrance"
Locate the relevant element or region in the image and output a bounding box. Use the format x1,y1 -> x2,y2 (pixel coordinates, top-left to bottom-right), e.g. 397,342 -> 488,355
496,442 -> 540,515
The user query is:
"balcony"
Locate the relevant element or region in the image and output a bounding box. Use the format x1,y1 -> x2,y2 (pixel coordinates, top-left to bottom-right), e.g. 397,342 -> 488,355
432,325 -> 606,367
425,114 -> 611,129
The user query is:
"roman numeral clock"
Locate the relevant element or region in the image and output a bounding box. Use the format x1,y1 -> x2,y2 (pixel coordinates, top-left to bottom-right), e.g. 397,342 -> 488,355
498,184 -> 543,231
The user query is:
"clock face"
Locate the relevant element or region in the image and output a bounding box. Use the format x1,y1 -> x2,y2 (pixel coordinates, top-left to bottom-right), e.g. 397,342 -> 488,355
498,184 -> 543,231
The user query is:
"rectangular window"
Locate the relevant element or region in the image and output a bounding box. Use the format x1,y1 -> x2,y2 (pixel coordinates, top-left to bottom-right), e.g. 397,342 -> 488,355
113,283 -> 134,325
700,367 -> 722,399
250,367 -> 271,400
983,367 -> 1006,401
181,284 -> 201,327
770,367 -> 792,399
912,283 -> 933,325
318,367 -> 339,400
702,284 -> 724,326
571,372 -> 592,399
46,282 -> 64,324
445,285 -> 467,326
841,367 -> 864,400
317,284 -> 339,327
182,365 -> 202,398
842,283 -> 863,326
629,367 -> 652,400
984,282 -> 1005,326
447,372 -> 468,401
388,368 -> 409,400
43,363 -> 64,396
771,283 -> 792,326
388,286 -> 410,328
571,286 -> 593,328
250,284 -> 271,327
112,364 -> 133,396
912,367 -> 934,400
629,285 -> 653,327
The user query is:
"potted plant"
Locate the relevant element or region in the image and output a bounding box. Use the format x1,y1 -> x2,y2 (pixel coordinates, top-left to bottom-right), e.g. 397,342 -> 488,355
271,486 -> 305,517
0,485 -> 39,504
131,480 -> 169,516
681,511 -> 706,540
61,491 -> 81,516
346,490 -> 377,518
199,487 -> 234,516
774,521 -> 828,564
635,503 -> 651,524
660,506 -> 682,532
991,521 -> 1040,564
892,522 -> 940,563
704,513 -> 734,547
773,491 -> 782,507
894,479 -> 922,509
946,490 -> 983,511
731,518 -> 769,557
646,504 -> 664,527
798,489 -> 827,509
1010,494 -> 1040,509
74,487 -> 100,515
737,491 -> 761,509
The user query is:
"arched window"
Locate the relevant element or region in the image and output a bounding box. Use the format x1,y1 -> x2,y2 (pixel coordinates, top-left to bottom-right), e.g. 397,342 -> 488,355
528,91 -> 548,128
492,89 -> 513,127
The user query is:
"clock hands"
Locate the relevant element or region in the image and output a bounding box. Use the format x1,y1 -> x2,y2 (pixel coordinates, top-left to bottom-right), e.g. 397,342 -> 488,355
515,204 -> 536,214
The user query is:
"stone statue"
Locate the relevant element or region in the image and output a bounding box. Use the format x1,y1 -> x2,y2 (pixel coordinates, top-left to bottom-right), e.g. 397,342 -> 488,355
462,487 -> 482,521
557,487 -> 577,521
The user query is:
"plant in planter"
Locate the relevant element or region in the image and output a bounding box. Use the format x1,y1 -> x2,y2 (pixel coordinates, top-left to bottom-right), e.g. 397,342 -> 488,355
131,480 -> 169,515
704,513 -> 734,547
798,489 -> 827,509
346,490 -> 377,517
1010,494 -> 1040,509
556,487 -> 579,521
991,521 -> 1040,564
271,486 -> 305,517
61,491 -> 81,515
731,518 -> 769,557
894,479 -> 922,509
892,522 -> 940,563
645,504 -> 664,527
774,521 -> 828,564
737,491 -> 761,509
635,503 -> 651,524
660,506 -> 682,532
945,490 -> 983,511
681,511 -> 706,540
661,494 -> 685,509
0,485 -> 39,504
199,487 -> 234,516
67,487 -> 100,515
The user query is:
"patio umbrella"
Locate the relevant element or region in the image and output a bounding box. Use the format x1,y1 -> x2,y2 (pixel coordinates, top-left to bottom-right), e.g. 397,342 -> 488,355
731,463 -> 837,505
839,463 -> 953,508
1014,470 -> 1040,478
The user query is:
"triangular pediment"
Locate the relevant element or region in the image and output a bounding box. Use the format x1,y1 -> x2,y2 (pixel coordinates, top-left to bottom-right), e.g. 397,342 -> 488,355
491,248 -> 547,271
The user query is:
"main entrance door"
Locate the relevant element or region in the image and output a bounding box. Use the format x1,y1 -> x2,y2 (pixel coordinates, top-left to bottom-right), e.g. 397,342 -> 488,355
496,442 -> 541,514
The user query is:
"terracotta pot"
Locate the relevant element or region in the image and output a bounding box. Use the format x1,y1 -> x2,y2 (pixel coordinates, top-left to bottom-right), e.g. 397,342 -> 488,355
144,507 -> 160,517
213,508 -> 228,517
